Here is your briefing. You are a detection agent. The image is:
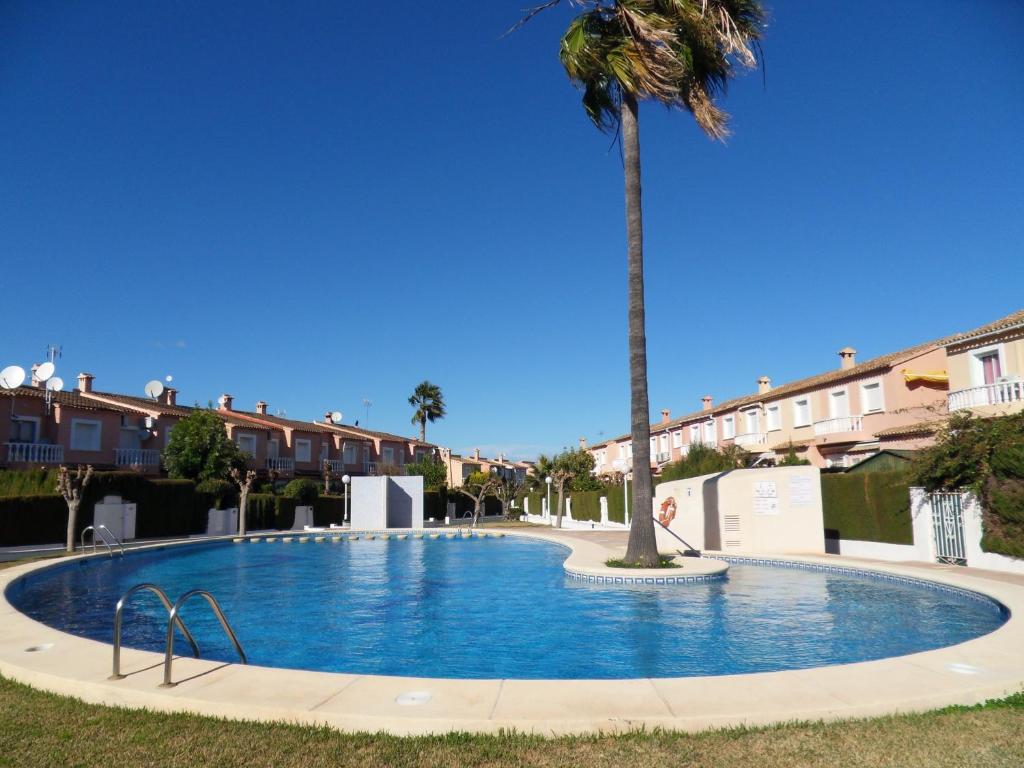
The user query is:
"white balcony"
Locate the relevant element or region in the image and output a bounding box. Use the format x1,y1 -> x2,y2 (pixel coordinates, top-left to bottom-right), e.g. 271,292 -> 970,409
266,457 -> 295,473
115,448 -> 161,467
324,459 -> 346,473
948,380 -> 1024,412
813,415 -> 863,436
734,432 -> 767,447
365,462 -> 378,475
655,451 -> 672,464
5,443 -> 64,464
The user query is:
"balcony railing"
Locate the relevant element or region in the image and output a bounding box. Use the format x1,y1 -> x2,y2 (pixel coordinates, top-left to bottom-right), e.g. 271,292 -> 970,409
266,457 -> 295,473
948,380 -> 1024,412
734,432 -> 767,447
655,451 -> 672,464
813,415 -> 864,436
115,448 -> 161,467
365,462 -> 378,475
5,443 -> 64,464
324,459 -> 345,473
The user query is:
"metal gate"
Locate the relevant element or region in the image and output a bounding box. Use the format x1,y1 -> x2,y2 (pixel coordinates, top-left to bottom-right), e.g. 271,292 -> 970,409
930,492 -> 966,565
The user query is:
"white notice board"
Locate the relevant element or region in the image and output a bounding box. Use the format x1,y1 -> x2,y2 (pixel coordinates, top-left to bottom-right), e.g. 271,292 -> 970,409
789,475 -> 815,508
753,480 -> 778,515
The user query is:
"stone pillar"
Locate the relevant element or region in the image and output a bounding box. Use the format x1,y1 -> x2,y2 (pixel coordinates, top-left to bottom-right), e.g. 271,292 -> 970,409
909,487 -> 935,563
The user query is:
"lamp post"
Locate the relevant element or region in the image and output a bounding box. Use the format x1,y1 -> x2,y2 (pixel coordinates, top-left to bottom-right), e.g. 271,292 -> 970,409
624,472 -> 630,526
342,474 -> 351,524
545,475 -> 552,519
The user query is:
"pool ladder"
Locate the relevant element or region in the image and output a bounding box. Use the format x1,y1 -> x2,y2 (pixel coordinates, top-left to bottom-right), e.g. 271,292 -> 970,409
110,583 -> 247,687
81,525 -> 125,558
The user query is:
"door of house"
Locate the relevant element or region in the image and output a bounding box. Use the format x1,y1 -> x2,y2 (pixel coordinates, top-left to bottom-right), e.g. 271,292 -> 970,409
930,492 -> 966,565
268,439 -> 279,459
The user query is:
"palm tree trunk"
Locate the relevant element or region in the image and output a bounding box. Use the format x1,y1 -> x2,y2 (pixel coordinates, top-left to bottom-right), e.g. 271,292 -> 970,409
420,418 -> 426,443
620,91 -> 658,567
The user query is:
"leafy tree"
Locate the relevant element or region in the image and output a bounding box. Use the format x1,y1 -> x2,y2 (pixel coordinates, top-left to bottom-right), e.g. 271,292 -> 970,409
457,471 -> 501,527
658,443 -> 746,483
405,457 -> 448,491
494,471 -> 528,520
914,412 -> 1024,557
163,410 -> 245,482
408,380 -> 446,443
57,464 -> 93,552
282,478 -> 320,506
557,448 -> 602,492
515,1 -> 764,566
778,443 -> 811,467
528,454 -> 556,491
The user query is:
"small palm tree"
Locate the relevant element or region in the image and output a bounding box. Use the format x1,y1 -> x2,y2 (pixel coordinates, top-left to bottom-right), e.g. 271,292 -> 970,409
515,0 -> 764,566
408,380 -> 446,443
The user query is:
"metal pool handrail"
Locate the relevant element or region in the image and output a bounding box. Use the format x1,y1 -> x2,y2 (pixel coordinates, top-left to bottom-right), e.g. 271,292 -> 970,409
160,590 -> 247,687
110,583 -> 200,679
80,525 -> 124,557
655,519 -> 701,556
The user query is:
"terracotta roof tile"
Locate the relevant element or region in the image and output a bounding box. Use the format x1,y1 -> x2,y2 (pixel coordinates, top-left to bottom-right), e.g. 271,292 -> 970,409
873,419 -> 946,438
1,386 -> 138,414
943,308 -> 1024,347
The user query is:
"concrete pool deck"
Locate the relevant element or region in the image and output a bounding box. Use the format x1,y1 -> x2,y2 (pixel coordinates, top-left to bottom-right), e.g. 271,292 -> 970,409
1,528 -> 1023,736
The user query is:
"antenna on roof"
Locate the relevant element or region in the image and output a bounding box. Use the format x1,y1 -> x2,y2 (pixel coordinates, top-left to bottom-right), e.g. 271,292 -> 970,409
331,411 -> 343,424
145,380 -> 165,399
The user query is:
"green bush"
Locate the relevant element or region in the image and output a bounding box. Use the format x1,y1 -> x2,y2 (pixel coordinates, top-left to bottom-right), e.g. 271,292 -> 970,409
0,495 -> 78,546
821,471 -> 913,544
658,444 -> 746,484
0,469 -> 60,498
282,478 -> 319,506
605,484 -> 626,523
195,479 -> 236,510
568,490 -> 603,522
313,495 -> 346,527
424,490 -> 447,521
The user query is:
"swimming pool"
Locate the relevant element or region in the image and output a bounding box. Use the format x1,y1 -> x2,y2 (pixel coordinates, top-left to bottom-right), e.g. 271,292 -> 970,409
6,536 -> 1008,680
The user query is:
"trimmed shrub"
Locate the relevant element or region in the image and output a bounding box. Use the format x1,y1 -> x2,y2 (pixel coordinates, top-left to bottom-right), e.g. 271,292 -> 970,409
195,479 -> 236,510
424,490 -> 447,521
313,495 -> 347,527
821,470 -> 913,544
0,469 -> 60,498
0,495 -> 78,546
568,490 -> 602,522
282,478 -> 319,506
605,485 -> 626,524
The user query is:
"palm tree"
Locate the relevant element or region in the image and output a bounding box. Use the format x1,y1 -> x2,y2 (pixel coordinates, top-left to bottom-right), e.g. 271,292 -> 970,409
408,380 -> 446,442
516,1 -> 764,566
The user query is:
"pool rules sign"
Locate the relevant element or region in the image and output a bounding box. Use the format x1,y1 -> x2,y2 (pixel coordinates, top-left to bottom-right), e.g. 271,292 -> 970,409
753,480 -> 779,515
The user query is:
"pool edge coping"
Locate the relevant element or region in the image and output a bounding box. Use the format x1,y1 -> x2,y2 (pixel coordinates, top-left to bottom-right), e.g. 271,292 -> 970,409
1,529 -> 1023,737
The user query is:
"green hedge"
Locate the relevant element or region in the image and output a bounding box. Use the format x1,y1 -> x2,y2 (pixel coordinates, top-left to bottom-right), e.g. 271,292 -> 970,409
0,495 -> 78,546
424,490 -> 447,522
568,490 -> 602,522
313,495 -> 347,527
0,469 -> 60,497
245,494 -> 298,530
821,471 -> 913,544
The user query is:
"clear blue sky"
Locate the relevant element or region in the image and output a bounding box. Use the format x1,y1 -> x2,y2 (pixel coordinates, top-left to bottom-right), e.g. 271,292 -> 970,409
2,1 -> 1022,460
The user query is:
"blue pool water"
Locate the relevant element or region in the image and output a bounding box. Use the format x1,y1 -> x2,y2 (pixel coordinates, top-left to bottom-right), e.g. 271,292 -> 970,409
6,537 -> 1008,679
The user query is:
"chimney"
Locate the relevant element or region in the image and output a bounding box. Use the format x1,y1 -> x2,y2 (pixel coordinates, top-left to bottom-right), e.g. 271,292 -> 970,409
473,448 -> 480,460
838,347 -> 857,370
163,387 -> 177,406
702,395 -> 713,412
660,409 -> 671,424
324,411 -> 334,424
579,436 -> 588,450
77,372 -> 95,393
256,400 -> 268,416
219,394 -> 233,411
30,364 -> 41,388
757,376 -> 772,394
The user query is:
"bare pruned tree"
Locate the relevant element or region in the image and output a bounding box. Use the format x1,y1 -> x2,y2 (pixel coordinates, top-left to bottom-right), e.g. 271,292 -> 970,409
230,467 -> 257,537
494,471 -> 528,521
57,465 -> 94,553
457,471 -> 501,528
551,468 -> 573,529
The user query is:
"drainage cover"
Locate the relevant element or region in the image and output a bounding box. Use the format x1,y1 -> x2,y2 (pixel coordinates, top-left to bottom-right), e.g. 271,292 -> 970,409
396,691 -> 432,706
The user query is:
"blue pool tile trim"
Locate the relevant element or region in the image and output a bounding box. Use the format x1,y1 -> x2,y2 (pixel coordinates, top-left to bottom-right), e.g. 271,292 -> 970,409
563,569 -> 727,586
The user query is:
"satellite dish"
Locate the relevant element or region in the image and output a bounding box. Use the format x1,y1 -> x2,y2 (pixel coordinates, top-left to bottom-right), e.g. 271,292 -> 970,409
0,365 -> 26,390
331,411 -> 343,424
46,376 -> 64,392
165,375 -> 173,383
36,362 -> 55,382
145,380 -> 164,399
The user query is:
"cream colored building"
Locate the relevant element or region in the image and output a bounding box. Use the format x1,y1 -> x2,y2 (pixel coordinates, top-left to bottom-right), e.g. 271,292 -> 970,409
945,310 -> 1024,417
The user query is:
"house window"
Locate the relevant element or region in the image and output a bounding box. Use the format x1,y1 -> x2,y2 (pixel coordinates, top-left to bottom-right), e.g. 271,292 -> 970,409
625,442 -> 633,458
766,405 -> 781,431
861,381 -> 884,413
164,425 -> 174,447
672,431 -> 682,448
70,419 -> 102,451
743,409 -> 760,434
320,442 -> 330,461
690,424 -> 701,444
722,416 -> 735,440
382,446 -> 394,465
10,417 -> 38,443
295,439 -> 312,463
659,434 -> 668,451
702,421 -> 715,443
980,351 -> 1002,385
236,433 -> 257,457
343,443 -> 357,464
793,398 -> 811,427
829,389 -> 849,418
268,438 -> 279,459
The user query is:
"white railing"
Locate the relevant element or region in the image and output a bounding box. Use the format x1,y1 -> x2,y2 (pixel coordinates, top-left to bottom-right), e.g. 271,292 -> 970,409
266,457 -> 294,472
734,432 -> 766,447
948,380 -> 1024,412
114,448 -> 161,467
813,415 -> 863,436
655,451 -> 671,464
365,462 -> 378,475
324,459 -> 346,473
5,443 -> 64,464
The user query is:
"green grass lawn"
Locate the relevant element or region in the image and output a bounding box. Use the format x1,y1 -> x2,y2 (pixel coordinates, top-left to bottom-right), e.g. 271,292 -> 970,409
1,676 -> 1022,768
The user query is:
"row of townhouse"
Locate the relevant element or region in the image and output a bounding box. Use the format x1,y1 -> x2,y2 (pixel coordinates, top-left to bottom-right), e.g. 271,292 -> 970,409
0,372 -> 437,477
588,309 -> 1024,474
439,448 -> 532,488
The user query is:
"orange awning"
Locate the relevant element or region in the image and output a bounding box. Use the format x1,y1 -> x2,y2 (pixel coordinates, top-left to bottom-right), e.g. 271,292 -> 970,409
901,369 -> 949,384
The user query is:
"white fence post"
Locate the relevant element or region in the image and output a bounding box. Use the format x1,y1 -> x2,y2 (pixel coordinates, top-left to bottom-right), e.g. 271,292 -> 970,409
523,496 -> 529,515
909,487 -> 936,563
600,496 -> 609,525
565,497 -> 573,521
